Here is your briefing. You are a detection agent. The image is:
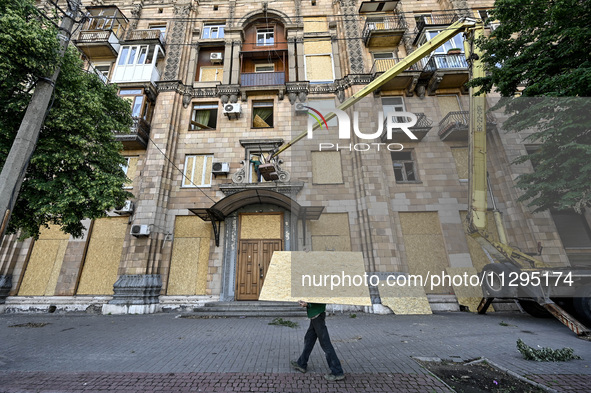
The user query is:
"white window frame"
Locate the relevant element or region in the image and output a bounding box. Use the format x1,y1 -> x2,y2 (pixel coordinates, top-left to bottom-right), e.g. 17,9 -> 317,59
256,27 -> 275,46
182,155 -> 213,188
303,53 -> 336,83
202,24 -> 225,39
92,63 -> 112,83
199,66 -> 223,81
382,96 -> 406,123
254,63 -> 275,73
423,30 -> 464,54
190,103 -> 219,130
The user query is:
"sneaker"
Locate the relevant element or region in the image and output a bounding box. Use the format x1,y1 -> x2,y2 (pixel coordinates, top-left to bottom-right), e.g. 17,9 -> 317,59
290,360 -> 306,373
324,374 -> 345,381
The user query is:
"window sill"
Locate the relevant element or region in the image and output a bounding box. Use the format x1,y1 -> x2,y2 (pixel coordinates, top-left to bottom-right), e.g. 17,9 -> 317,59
181,185 -> 212,189
395,180 -> 423,184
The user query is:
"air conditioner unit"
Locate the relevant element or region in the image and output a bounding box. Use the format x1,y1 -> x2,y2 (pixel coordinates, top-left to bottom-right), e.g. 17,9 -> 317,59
223,103 -> 241,119
130,224 -> 150,237
212,162 -> 230,174
210,52 -> 223,64
114,200 -> 134,215
295,102 -> 308,116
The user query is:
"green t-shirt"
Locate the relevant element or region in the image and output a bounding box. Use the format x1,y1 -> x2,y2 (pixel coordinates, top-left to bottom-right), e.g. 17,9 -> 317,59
307,303 -> 326,319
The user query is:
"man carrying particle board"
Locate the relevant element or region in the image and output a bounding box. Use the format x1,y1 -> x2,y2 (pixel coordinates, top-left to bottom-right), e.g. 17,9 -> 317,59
291,301 -> 345,381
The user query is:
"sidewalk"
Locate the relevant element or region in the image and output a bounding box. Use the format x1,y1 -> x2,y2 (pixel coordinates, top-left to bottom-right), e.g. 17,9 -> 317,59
0,311 -> 589,392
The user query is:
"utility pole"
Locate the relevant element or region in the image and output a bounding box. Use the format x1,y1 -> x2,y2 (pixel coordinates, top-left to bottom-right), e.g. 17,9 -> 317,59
0,0 -> 82,243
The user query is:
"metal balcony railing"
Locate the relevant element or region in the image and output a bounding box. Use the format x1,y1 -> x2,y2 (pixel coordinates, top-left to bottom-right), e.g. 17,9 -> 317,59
76,30 -> 113,43
423,54 -> 468,72
362,14 -> 407,41
126,29 -> 166,46
114,118 -> 151,140
438,110 -> 496,137
370,58 -> 421,74
381,112 -> 433,142
240,72 -> 285,86
415,13 -> 457,33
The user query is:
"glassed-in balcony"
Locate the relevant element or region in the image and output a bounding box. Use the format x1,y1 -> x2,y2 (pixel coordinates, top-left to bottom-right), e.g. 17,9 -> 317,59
240,72 -> 286,86
111,45 -> 165,84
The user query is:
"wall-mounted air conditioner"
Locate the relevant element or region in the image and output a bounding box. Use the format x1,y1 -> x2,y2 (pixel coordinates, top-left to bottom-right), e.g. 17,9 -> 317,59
295,102 -> 308,116
212,162 -> 230,175
223,103 -> 241,119
114,200 -> 134,215
130,224 -> 150,237
210,52 -> 223,64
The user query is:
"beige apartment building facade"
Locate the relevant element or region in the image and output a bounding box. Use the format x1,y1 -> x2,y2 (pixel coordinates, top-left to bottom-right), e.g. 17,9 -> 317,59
1,0 -> 589,314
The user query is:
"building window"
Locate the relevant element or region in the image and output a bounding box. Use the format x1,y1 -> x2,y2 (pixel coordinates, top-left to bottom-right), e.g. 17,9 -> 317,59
391,150 -> 417,182
252,101 -> 274,128
92,64 -> 111,82
382,96 -> 406,123
423,31 -> 464,54
202,24 -> 225,39
118,89 -> 147,118
182,155 -> 213,187
117,45 -> 155,66
255,63 -> 275,73
199,66 -> 223,81
121,156 -> 138,189
190,103 -> 218,130
304,54 -> 334,83
256,27 -> 274,46
149,24 -> 167,39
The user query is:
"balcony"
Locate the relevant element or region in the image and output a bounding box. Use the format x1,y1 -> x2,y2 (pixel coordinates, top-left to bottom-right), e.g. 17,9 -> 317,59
413,13 -> 458,44
240,72 -> 286,87
114,118 -> 150,149
422,53 -> 469,94
370,58 -> 421,93
73,5 -> 128,58
362,14 -> 407,47
126,29 -> 166,49
381,113 -> 433,142
111,45 -> 165,84
438,111 -> 496,141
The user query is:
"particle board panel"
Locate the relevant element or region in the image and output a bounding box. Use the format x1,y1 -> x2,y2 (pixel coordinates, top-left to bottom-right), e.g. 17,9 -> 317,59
308,213 -> 350,236
436,95 -> 461,115
167,238 -> 202,295
303,40 -> 332,55
379,282 -> 432,315
311,235 -> 352,252
305,55 -> 334,82
174,215 -> 211,238
303,17 -> 328,33
18,239 -> 68,296
451,147 -> 469,180
76,217 -> 127,295
446,267 -> 489,313
38,225 -> 70,240
259,251 -> 372,306
311,151 -> 343,184
240,214 -> 282,240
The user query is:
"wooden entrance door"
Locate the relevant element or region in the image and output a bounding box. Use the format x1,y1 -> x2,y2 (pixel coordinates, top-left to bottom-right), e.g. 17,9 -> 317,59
236,239 -> 282,300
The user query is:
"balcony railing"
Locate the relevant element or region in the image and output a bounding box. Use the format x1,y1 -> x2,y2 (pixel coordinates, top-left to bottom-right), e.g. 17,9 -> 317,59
438,110 -> 495,140
240,72 -> 285,86
423,54 -> 468,72
77,30 -> 113,43
114,118 -> 151,149
126,29 -> 166,46
370,58 -> 421,74
415,13 -> 457,33
381,112 -> 433,142
362,14 -> 406,43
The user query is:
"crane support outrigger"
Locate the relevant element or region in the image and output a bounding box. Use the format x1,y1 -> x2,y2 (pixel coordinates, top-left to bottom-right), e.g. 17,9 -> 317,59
258,18 -> 591,337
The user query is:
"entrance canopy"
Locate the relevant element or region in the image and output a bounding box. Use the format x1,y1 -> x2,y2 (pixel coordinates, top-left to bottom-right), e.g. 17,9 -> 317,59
189,189 -> 324,246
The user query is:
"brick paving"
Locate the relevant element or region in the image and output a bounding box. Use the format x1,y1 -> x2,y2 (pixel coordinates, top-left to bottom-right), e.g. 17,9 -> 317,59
0,311 -> 590,392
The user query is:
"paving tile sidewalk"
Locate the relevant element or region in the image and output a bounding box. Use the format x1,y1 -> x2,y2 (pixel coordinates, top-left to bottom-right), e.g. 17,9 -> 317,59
0,311 -> 590,392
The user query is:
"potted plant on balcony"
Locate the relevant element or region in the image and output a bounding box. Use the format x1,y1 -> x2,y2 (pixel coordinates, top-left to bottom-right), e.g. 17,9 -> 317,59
447,48 -> 462,55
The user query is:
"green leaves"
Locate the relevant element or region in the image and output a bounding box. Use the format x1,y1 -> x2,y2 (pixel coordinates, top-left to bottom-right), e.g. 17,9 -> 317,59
0,0 -> 133,239
517,338 -> 581,362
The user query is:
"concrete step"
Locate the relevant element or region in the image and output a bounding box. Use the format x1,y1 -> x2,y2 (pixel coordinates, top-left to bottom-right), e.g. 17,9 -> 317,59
182,311 -> 307,319
185,301 -> 307,318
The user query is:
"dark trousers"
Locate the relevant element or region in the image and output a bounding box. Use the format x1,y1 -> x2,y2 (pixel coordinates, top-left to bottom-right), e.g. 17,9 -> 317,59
297,312 -> 344,376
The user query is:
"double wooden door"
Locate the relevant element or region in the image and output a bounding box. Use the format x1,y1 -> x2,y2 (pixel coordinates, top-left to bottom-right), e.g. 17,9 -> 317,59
235,239 -> 282,300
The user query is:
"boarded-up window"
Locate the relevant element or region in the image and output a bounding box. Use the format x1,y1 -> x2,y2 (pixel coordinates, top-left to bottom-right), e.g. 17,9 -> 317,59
167,216 -> 212,295
312,151 -> 343,184
451,147 -> 468,180
308,213 -> 351,251
305,55 -> 334,82
77,217 -> 128,295
18,226 -> 70,296
437,95 -> 462,116
200,66 -> 223,81
304,17 -> 328,33
183,155 -> 213,187
399,212 -> 450,294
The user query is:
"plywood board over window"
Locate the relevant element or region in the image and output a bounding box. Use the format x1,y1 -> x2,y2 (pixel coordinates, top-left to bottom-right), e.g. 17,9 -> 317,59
77,217 -> 128,295
308,213 -> 351,252
167,216 -> 212,295
437,95 -> 461,115
311,151 -> 343,184
303,17 -> 329,33
451,147 -> 468,180
399,212 -> 451,294
18,226 -> 70,296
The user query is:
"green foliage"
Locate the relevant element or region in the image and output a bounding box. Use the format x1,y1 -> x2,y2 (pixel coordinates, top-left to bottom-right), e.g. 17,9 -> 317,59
0,0 -> 133,239
469,0 -> 591,213
516,338 -> 581,362
268,317 -> 299,328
